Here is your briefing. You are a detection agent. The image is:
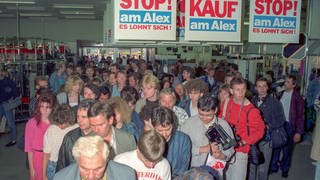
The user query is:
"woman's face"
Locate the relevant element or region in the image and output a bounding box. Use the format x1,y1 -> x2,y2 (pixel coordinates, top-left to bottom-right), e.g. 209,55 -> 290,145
128,76 -> 137,87
142,84 -> 157,99
218,89 -> 230,102
83,87 -> 96,100
114,110 -> 121,125
71,81 -> 81,94
40,102 -> 52,118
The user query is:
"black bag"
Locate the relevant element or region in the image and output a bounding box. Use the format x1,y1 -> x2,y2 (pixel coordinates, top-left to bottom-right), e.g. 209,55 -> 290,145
248,144 -> 265,165
270,126 -> 288,149
245,107 -> 265,165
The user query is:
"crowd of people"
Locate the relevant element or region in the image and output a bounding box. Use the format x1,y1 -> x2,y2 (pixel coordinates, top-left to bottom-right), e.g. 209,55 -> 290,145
0,56 -> 319,180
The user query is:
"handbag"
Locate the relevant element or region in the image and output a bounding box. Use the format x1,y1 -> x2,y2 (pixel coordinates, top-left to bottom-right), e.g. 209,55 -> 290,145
246,107 -> 265,165
270,126 -> 288,149
2,96 -> 21,111
248,144 -> 265,165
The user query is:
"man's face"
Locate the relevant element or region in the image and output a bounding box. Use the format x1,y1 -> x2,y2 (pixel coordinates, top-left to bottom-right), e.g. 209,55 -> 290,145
154,124 -> 173,142
231,83 -> 246,102
109,74 -> 117,86
255,81 -> 268,97
86,68 -> 95,78
218,89 -> 230,102
78,154 -> 107,180
198,109 -> 215,125
99,94 -> 109,102
174,84 -> 185,97
89,114 -> 113,138
117,73 -> 127,86
160,94 -> 175,110
284,78 -> 295,91
77,108 -> 91,132
188,90 -> 203,103
36,80 -> 48,90
182,70 -> 190,80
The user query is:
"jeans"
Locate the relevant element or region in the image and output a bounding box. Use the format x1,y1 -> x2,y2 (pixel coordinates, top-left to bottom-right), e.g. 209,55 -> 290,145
0,104 -> 17,141
226,152 -> 248,180
46,161 -> 57,180
270,122 -> 295,173
248,140 -> 273,180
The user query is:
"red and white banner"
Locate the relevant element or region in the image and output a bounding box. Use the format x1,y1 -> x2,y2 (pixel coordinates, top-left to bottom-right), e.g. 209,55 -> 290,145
177,0 -> 185,39
114,0 -> 176,40
249,0 -> 302,43
184,0 -> 242,42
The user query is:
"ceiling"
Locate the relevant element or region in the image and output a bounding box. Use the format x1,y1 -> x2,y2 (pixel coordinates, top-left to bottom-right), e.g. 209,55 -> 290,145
0,0 -> 309,23
0,0 -> 107,20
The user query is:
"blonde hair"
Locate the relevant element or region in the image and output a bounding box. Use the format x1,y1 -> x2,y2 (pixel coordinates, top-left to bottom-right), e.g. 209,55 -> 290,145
142,73 -> 160,91
108,97 -> 132,124
72,135 -> 109,161
64,75 -> 84,94
159,88 -> 176,104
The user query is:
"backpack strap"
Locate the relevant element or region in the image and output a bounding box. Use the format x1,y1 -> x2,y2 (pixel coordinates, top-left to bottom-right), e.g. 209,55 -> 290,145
222,98 -> 230,119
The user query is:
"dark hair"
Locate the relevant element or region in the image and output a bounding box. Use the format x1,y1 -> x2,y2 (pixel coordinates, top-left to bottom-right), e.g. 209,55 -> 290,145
121,86 -> 139,105
33,90 -> 57,125
87,101 -> 115,119
49,104 -> 76,125
139,105 -> 159,123
78,99 -> 96,110
138,130 -> 165,163
286,74 -> 297,85
197,94 -> 219,112
182,66 -> 195,78
230,77 -> 247,89
151,106 -> 175,127
229,63 -> 238,71
83,83 -> 101,100
255,77 -> 270,87
99,85 -> 110,95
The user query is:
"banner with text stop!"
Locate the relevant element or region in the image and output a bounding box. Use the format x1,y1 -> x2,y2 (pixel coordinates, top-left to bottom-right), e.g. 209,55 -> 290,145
249,0 -> 302,43
114,0 -> 177,40
184,0 -> 242,42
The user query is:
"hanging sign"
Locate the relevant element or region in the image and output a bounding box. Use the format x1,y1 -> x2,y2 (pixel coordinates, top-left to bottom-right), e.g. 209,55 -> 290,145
177,0 -> 185,39
184,0 -> 242,42
248,0 -> 302,43
114,0 -> 177,41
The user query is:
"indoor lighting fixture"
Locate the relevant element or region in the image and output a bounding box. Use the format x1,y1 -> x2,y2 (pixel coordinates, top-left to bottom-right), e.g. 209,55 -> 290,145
53,4 -> 94,9
64,15 -> 95,19
60,10 -> 94,15
6,6 -> 45,10
20,13 -> 52,17
0,0 -> 35,4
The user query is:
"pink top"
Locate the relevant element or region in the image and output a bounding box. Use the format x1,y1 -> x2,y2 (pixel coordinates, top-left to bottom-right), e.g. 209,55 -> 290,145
25,117 -> 50,152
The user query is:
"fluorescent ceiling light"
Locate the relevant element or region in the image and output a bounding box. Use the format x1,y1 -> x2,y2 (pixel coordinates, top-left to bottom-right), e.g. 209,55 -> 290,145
53,4 -> 94,9
28,17 -> 57,20
20,13 -> 52,17
6,6 -> 45,10
0,0 -> 35,4
0,14 -> 15,17
60,10 -> 94,15
65,15 -> 95,19
0,10 -> 2,13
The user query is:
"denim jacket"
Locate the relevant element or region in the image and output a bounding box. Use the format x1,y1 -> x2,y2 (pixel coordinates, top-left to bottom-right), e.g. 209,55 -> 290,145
164,130 -> 192,178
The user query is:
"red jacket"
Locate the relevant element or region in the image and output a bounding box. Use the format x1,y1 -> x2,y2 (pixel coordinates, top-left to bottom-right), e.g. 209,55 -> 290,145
220,98 -> 265,153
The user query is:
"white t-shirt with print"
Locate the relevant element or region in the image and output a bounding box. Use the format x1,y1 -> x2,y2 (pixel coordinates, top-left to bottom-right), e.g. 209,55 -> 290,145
114,150 -> 171,180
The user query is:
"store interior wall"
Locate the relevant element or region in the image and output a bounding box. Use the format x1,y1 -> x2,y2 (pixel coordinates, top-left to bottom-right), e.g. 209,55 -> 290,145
0,19 -> 103,43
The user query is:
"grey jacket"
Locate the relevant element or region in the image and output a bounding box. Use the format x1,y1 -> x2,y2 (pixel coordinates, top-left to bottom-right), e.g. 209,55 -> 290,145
54,160 -> 137,180
181,115 -> 235,167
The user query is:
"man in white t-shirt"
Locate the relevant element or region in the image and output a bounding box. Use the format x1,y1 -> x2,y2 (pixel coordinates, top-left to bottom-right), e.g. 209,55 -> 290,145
114,130 -> 171,180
